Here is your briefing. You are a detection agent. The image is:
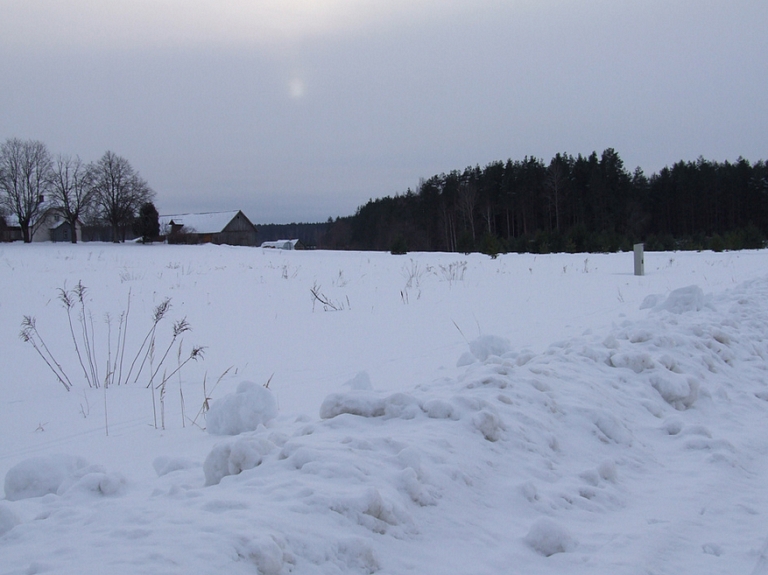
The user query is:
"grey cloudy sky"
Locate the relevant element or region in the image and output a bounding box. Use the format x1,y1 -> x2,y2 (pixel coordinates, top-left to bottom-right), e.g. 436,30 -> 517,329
2,1 -> 766,224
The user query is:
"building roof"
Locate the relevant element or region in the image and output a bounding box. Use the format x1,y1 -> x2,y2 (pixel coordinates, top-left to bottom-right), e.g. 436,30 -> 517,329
261,239 -> 301,250
159,211 -> 244,234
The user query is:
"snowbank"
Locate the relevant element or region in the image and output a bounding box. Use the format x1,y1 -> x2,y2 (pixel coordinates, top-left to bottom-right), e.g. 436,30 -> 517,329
3,247 -> 768,575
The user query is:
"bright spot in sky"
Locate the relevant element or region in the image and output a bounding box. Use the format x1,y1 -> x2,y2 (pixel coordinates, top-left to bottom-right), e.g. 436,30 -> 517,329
288,77 -> 307,100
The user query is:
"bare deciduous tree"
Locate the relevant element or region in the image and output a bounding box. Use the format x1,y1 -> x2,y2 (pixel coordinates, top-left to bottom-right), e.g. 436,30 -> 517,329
50,155 -> 93,243
89,151 -> 154,242
0,138 -> 53,242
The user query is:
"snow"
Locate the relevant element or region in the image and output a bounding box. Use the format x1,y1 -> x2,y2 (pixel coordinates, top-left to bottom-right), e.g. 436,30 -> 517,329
206,381 -> 279,435
524,518 -> 576,556
4,454 -> 90,501
2,244 -> 768,573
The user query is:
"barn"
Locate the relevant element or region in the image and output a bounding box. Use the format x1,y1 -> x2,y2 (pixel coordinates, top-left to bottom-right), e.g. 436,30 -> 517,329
160,210 -> 258,246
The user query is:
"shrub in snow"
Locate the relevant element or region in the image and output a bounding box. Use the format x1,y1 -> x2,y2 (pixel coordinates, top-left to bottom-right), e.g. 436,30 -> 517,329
468,335 -> 511,362
203,436 -> 276,486
0,504 -> 21,536
4,454 -> 90,501
524,518 -> 575,556
206,381 -> 278,435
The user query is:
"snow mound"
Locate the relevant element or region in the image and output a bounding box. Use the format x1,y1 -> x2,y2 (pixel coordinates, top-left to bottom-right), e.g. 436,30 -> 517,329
204,435 -> 277,485
0,504 -> 21,536
524,518 -> 576,556
652,285 -> 708,314
344,371 -> 373,390
4,454 -> 90,501
152,456 -> 200,477
458,335 -> 513,365
207,381 -> 278,435
650,374 -> 699,410
319,391 -> 422,420
235,534 -> 291,575
64,470 -> 126,498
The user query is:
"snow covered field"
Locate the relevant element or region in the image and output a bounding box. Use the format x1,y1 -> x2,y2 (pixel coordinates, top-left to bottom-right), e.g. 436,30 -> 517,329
2,244 -> 768,574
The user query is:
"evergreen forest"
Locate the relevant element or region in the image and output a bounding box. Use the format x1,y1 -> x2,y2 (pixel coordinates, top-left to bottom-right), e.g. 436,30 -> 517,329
320,149 -> 768,254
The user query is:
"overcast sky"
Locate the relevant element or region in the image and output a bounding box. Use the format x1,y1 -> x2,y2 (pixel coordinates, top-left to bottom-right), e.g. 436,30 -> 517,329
2,1 -> 766,224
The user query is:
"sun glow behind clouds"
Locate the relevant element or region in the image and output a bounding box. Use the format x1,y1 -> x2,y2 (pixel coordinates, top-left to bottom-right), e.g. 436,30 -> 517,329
288,76 -> 307,100
1,0 -> 490,50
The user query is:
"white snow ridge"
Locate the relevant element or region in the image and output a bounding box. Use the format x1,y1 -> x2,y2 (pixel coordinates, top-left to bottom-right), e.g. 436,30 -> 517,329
3,246 -> 768,574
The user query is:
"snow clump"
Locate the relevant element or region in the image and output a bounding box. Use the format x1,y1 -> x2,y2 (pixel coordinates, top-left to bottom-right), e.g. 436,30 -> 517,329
152,456 -> 200,477
458,335 -> 512,365
652,285 -> 709,314
524,518 -> 576,556
319,391 -> 422,420
206,380 -> 278,435
204,435 -> 277,485
4,454 -> 90,501
343,371 -> 373,390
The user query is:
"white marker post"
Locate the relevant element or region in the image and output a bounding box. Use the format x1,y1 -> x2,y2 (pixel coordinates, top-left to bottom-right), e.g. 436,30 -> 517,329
634,243 -> 645,276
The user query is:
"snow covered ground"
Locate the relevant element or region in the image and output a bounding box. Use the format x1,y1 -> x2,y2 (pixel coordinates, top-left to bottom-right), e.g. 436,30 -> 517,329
2,244 -> 768,574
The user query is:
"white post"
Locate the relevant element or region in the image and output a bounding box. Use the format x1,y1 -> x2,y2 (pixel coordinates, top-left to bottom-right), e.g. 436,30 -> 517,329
634,243 -> 644,276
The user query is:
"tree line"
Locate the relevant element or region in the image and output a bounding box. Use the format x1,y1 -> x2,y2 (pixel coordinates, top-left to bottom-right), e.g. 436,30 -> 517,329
0,138 -> 156,243
320,149 -> 768,253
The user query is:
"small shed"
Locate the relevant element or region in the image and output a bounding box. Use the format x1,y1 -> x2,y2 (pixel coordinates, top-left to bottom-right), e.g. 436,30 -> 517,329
160,210 -> 258,246
261,239 -> 304,250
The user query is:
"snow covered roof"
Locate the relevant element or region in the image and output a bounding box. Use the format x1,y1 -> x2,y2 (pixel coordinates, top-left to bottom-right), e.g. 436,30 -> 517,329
159,211 -> 244,234
261,239 -> 300,250
4,207 -> 62,229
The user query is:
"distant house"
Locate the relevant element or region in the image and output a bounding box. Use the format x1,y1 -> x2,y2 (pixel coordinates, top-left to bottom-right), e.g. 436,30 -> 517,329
33,209 -> 83,243
160,210 -> 258,246
0,215 -> 21,242
1,209 -> 69,242
261,239 -> 305,250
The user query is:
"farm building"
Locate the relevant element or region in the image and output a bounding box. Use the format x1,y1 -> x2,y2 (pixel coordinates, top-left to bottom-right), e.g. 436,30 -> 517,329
160,210 -> 258,246
261,239 -> 304,250
1,209 -> 81,242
